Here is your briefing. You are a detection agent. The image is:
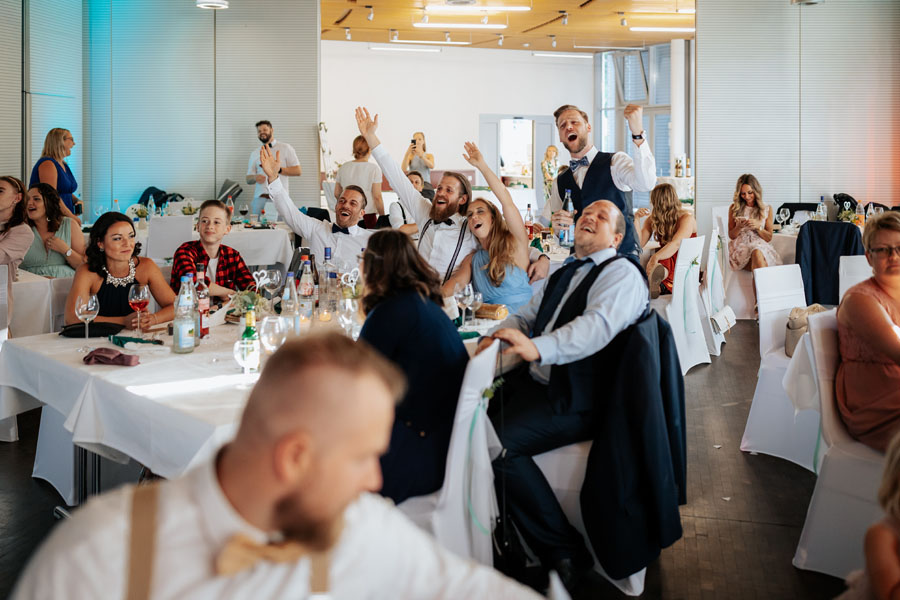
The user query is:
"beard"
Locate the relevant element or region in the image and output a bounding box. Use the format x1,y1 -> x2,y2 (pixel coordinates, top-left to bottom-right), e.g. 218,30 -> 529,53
274,492 -> 345,551
563,135 -> 588,156
258,133 -> 271,144
429,199 -> 458,223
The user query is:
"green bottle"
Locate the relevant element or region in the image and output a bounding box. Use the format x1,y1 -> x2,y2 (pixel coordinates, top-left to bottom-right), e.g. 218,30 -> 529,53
242,305 -> 259,341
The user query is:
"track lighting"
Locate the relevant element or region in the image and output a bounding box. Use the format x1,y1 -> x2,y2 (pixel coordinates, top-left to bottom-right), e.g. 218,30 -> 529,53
498,34 -> 504,46
550,35 -> 557,48
345,27 -> 351,40
366,6 -> 374,21
390,29 -> 398,41
445,31 -> 451,42
561,11 -> 568,25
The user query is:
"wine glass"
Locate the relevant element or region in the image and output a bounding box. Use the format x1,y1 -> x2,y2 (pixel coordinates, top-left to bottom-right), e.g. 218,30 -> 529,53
815,203 -> 827,222
93,204 -> 104,224
456,283 -> 475,326
262,269 -> 282,313
233,340 -> 261,377
74,294 -> 100,353
469,292 -> 483,324
338,298 -> 359,336
778,208 -> 790,230
239,204 -> 249,221
876,206 -> 885,217
259,317 -> 287,354
128,284 -> 150,338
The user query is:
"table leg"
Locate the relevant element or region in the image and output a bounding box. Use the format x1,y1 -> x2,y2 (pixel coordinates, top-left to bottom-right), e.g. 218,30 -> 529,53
91,451 -> 102,496
74,445 -> 87,505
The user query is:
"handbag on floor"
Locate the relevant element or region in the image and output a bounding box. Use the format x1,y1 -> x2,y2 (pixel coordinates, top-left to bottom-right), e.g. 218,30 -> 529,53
785,304 -> 827,357
710,305 -> 736,335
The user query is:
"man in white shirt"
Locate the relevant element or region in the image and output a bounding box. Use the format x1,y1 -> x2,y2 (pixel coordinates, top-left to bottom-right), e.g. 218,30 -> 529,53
536,104 -> 656,256
13,333 -> 542,600
260,145 -> 373,268
246,120 -> 302,216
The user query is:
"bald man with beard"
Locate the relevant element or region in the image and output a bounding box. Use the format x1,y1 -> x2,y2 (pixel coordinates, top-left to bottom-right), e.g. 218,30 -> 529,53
13,334 -> 542,600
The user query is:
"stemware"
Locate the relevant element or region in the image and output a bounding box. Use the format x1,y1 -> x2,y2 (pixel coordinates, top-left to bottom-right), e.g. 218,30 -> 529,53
128,284 -> 151,338
262,269 -> 282,314
469,292 -> 484,323
778,208 -> 790,229
92,205 -> 104,224
338,298 -> 359,337
74,294 -> 100,353
259,317 -> 288,354
233,340 -> 261,377
875,206 -> 885,217
456,283 -> 476,326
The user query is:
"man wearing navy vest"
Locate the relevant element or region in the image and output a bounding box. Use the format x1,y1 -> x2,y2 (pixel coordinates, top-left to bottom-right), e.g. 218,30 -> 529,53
537,104 -> 656,257
477,200 -> 649,593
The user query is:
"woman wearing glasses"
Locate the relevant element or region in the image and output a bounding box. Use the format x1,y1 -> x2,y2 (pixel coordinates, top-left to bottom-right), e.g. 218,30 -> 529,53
836,211 -> 900,452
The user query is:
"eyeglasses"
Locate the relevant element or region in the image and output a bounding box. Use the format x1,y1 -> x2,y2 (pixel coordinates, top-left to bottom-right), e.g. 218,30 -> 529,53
868,246 -> 900,259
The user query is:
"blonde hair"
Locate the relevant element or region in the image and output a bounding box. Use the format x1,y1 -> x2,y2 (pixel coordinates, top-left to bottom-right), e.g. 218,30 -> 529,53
468,198 -> 517,287
41,128 -> 70,162
649,183 -> 684,245
862,210 -> 900,252
543,145 -> 558,161
878,430 -> 900,521
730,174 -> 767,222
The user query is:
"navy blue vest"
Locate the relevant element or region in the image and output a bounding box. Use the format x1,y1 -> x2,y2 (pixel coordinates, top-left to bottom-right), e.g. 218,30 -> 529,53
557,152 -> 638,256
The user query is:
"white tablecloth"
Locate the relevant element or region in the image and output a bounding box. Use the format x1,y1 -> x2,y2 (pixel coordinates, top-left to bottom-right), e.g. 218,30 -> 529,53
782,332 -> 819,414
136,221 -> 294,267
773,232 -> 798,265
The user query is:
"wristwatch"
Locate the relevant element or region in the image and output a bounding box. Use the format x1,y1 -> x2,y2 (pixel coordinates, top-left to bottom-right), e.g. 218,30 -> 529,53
631,131 -> 645,141
65,248 -> 73,257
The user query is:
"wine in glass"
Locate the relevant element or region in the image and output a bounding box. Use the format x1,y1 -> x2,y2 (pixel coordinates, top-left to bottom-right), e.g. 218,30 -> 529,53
239,204 -> 249,221
259,316 -> 288,354
75,294 -> 100,353
128,284 -> 150,338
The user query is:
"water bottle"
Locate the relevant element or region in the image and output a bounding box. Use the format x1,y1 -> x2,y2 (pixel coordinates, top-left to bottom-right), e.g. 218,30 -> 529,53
172,276 -> 196,354
524,204 -> 534,240
866,203 -> 875,223
148,195 -> 156,219
195,265 -> 210,339
226,195 -> 235,219
322,248 -> 338,313
855,202 -> 865,228
298,260 -> 315,318
113,198 -> 122,214
282,271 -> 300,335
560,189 -> 575,248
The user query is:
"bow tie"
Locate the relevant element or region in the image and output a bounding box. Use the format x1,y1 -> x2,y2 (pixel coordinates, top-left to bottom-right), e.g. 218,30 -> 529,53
332,224 -> 350,235
569,156 -> 590,171
215,533 -> 309,576
438,219 -> 455,226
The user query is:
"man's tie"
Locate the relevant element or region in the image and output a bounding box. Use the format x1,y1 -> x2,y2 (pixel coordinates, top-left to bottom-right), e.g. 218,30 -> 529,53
532,258 -> 589,337
569,156 -> 590,171
215,533 -> 309,576
332,224 -> 350,235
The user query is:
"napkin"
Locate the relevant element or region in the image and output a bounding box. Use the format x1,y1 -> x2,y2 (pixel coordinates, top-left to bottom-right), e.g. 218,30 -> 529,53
108,335 -> 163,348
459,330 -> 481,340
83,347 -> 140,366
475,304 -> 509,320
442,296 -> 460,321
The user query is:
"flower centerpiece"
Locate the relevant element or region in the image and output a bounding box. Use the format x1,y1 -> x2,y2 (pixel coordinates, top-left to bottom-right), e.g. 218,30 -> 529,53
134,205 -> 148,218
182,202 -> 197,216
225,289 -> 264,323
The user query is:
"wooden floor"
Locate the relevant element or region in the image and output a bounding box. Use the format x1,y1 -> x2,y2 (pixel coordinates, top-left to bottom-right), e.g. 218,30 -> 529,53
0,321 -> 847,599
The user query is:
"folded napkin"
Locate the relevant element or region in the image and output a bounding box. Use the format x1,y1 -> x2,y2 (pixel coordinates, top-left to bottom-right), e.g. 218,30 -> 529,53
475,304 -> 509,320
83,347 -> 140,366
459,330 -> 481,340
108,335 -> 163,348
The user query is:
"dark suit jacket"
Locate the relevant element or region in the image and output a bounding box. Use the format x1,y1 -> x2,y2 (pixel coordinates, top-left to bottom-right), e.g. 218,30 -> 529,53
796,221 -> 864,305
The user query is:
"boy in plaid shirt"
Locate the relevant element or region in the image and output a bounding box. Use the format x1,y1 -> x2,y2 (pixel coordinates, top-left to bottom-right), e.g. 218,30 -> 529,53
170,200 -> 255,301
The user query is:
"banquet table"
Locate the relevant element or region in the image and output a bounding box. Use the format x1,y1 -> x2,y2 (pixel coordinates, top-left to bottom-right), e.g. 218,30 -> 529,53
136,220 -> 294,267
10,270 -> 72,337
773,231 -> 798,264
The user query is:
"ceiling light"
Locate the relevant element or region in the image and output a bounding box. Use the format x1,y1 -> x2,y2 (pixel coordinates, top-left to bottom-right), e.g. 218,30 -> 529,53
629,26 -> 695,32
424,5 -> 531,13
390,29 -> 398,41
677,8 -> 696,13
445,31 -> 451,42
366,6 -> 374,21
573,44 -> 644,50
498,34 -> 504,46
345,27 -> 351,40
522,42 -> 530,47
481,15 -> 488,24
196,0 -> 227,8
370,45 -> 441,53
391,38 -> 470,45
561,12 -> 568,25
414,22 -> 507,30
620,17 -> 627,26
550,35 -> 557,48
422,13 -> 429,23
532,52 -> 592,59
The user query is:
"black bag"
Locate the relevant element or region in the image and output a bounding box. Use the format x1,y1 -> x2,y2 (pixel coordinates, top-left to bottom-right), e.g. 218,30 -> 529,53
138,186 -> 167,207
59,322 -> 125,338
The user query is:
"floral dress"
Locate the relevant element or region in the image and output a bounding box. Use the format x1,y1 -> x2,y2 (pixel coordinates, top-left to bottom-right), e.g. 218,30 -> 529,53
541,158 -> 558,203
728,205 -> 782,270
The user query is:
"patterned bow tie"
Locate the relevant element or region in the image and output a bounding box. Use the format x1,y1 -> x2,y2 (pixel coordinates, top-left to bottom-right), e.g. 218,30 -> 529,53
215,533 -> 309,576
332,224 -> 350,235
569,156 -> 590,171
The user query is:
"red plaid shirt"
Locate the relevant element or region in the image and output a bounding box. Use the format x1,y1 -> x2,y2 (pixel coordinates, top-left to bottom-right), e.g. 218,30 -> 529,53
170,240 -> 256,295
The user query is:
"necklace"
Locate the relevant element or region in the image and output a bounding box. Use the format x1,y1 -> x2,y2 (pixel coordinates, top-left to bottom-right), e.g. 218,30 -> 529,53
104,258 -> 136,287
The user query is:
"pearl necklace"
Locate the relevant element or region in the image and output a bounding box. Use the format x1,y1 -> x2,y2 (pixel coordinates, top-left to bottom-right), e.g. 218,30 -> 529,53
104,258 -> 136,287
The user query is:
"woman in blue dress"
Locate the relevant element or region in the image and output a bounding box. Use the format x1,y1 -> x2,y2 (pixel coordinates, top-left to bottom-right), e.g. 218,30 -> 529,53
29,128 -> 81,224
443,142 -> 532,313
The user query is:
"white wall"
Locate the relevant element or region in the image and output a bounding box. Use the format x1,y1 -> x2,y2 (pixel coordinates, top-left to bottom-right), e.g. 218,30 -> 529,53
0,0 -> 21,176
321,41 -> 594,172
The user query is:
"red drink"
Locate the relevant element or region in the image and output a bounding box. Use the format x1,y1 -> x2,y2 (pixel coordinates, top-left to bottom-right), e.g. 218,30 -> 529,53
129,299 -> 150,312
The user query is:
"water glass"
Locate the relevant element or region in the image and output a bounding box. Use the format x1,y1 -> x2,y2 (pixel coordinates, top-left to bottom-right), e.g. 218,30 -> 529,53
778,208 -> 790,229
233,340 -> 260,376
259,317 -> 287,354
75,294 -> 100,353
338,298 -> 359,336
455,284 -> 475,326
469,292 -> 483,322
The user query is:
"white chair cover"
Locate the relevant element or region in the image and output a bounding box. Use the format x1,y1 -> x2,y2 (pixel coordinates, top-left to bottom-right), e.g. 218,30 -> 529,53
699,228 -> 727,356
50,276 -> 74,333
649,235 -> 711,375
793,310 -> 885,578
0,264 -> 13,442
740,264 -> 820,470
711,205 -> 755,320
145,216 -> 194,260
838,255 -> 871,301
398,340 -> 502,565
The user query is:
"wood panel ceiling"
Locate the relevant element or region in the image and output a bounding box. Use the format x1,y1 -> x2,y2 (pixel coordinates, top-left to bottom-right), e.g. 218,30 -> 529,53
321,0 -> 695,52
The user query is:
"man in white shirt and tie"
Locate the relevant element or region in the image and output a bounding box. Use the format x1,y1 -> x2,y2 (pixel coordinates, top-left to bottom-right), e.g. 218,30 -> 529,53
13,333 -> 542,600
536,104 -> 656,256
260,145 -> 374,268
246,120 -> 302,217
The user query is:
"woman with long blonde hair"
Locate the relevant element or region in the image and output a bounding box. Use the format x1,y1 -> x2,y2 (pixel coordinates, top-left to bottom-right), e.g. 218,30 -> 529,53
638,183 -> 697,298
29,128 -> 82,224
541,145 -> 559,203
727,173 -> 780,272
442,142 -> 532,312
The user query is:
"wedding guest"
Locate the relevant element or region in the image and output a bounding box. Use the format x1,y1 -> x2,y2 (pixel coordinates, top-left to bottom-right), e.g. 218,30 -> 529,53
21,183 -> 85,277
541,145 -> 559,204
443,142 -> 532,312
29,128 -> 82,223
12,334 -> 539,599
836,211 -> 900,452
262,145 -> 374,268
727,174 -> 780,272
246,120 -> 301,216
358,230 -> 468,504
0,176 -> 36,325
170,200 -> 255,302
65,212 -> 174,329
637,183 -> 697,299
401,131 -> 435,191
335,135 -> 384,216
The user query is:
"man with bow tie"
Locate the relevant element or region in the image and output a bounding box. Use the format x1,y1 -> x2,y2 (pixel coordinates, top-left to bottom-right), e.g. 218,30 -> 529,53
247,120 -> 301,217
13,333 -> 542,599
536,104 -> 656,257
260,145 -> 374,268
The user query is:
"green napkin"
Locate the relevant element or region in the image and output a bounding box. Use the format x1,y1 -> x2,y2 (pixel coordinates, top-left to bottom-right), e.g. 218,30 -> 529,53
108,335 -> 163,348
459,331 -> 481,340
530,237 -> 544,252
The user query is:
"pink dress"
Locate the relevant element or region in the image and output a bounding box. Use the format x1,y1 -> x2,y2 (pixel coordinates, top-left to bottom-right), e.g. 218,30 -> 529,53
836,278 -> 900,452
728,205 -> 782,270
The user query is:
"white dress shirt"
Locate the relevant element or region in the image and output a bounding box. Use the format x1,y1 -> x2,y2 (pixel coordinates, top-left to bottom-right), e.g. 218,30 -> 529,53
248,139 -> 301,212
268,177 -> 374,268
334,161 -> 383,214
539,144 -> 656,225
371,144 -> 479,281
12,459 -> 541,600
492,247 -> 648,384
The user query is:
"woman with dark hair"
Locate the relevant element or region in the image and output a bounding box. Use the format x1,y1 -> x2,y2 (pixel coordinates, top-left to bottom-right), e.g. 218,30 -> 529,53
334,135 -> 384,216
21,183 -> 86,277
29,128 -> 82,223
442,142 -> 532,312
0,176 -> 36,324
358,229 -> 468,504
64,212 -> 174,328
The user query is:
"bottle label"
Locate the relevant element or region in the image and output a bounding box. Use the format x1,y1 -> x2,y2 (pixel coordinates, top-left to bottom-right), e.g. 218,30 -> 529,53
299,281 -> 314,295
174,322 -> 195,350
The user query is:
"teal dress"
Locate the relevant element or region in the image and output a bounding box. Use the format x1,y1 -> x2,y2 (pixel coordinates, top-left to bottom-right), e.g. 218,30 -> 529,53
21,217 -> 76,278
470,248 -> 532,313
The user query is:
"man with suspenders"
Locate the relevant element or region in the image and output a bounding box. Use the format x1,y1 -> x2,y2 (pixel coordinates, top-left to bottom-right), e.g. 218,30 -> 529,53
13,334 -> 542,599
